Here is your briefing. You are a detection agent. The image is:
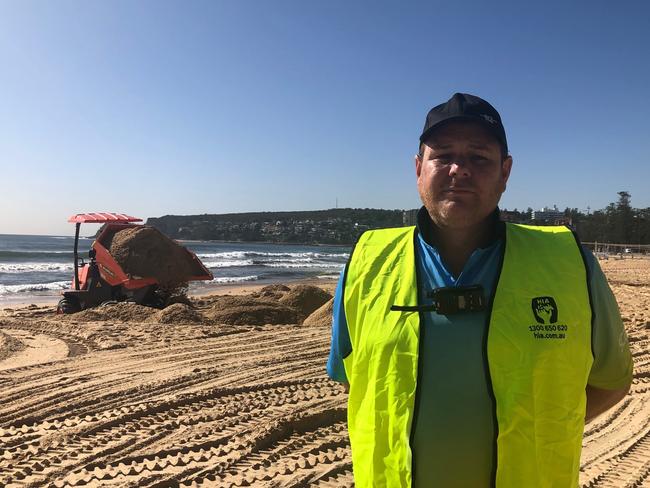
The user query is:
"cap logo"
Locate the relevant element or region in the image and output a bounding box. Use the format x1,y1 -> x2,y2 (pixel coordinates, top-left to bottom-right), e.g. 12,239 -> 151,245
480,114 -> 496,124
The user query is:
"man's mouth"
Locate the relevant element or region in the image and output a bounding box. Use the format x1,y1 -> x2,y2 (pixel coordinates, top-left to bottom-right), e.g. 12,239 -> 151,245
444,187 -> 475,194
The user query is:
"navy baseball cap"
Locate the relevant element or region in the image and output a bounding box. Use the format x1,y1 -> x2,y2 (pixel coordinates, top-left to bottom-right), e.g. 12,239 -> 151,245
420,93 -> 508,154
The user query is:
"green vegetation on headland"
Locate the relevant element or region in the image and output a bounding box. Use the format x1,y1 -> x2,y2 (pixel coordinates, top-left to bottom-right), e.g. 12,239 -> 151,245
146,193 -> 650,246
147,209 -> 404,245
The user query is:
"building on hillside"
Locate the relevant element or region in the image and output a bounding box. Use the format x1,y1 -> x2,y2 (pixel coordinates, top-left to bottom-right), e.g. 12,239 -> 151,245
532,206 -> 564,223
403,209 -> 419,226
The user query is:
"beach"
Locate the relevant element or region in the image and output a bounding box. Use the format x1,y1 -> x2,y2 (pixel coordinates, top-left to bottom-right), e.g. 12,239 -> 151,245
0,234 -> 349,307
0,258 -> 648,487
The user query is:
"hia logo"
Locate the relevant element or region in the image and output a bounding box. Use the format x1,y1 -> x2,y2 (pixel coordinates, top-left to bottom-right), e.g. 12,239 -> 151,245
531,296 -> 558,325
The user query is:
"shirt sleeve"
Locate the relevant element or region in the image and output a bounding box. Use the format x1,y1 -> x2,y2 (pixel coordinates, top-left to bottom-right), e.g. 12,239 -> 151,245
326,269 -> 352,383
585,249 -> 634,390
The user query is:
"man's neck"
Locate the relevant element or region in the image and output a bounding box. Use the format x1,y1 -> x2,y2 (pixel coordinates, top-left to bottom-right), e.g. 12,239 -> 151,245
417,207 -> 502,278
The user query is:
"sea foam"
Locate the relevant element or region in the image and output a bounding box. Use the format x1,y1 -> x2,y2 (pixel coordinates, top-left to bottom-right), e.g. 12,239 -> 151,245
0,281 -> 70,294
0,263 -> 73,273
206,275 -> 259,284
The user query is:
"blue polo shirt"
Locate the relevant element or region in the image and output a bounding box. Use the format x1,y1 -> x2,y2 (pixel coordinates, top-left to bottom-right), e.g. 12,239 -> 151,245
326,208 -> 633,488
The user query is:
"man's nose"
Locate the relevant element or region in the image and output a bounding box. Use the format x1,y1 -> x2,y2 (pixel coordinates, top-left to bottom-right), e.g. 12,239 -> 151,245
448,161 -> 471,178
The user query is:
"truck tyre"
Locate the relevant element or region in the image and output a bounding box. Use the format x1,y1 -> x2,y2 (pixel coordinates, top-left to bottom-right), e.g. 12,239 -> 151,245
141,287 -> 166,309
57,297 -> 81,314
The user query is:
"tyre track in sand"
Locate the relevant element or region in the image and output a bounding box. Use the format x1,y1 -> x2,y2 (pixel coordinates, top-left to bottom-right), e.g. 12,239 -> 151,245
0,328 -> 325,428
0,324 -> 353,487
581,389 -> 650,487
579,270 -> 650,488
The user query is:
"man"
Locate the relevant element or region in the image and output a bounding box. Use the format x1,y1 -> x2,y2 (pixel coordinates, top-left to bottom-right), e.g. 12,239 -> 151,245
327,93 -> 633,488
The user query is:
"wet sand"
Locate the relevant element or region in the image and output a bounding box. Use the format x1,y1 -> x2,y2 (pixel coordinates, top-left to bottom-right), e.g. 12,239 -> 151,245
0,261 -> 647,487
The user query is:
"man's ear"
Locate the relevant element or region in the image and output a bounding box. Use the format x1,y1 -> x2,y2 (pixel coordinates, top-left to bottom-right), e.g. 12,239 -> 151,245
415,154 -> 422,178
501,155 -> 513,190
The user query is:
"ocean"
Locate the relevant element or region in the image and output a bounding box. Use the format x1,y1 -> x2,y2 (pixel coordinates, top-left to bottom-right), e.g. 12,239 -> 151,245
0,234 -> 350,305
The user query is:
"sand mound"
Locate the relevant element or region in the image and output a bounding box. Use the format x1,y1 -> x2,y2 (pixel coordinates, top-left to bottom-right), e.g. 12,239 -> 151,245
73,302 -> 156,323
279,285 -> 332,321
108,226 -> 202,286
252,284 -> 291,300
207,295 -> 299,325
302,298 -> 334,327
153,303 -> 206,324
0,331 -> 26,361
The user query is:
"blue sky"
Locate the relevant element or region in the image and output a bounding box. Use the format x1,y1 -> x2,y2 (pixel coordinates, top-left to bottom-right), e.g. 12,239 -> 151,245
1,0 -> 649,235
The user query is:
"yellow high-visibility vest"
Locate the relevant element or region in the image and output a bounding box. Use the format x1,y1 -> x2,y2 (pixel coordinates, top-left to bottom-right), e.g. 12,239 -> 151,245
343,224 -> 593,487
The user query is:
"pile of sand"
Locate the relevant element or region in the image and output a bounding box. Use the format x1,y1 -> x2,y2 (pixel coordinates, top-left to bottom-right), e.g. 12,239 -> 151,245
207,295 -> 299,325
152,303 -> 206,325
302,298 -> 334,327
108,226 -> 202,286
203,285 -> 333,325
251,284 -> 291,300
278,285 -> 332,321
60,284 -> 333,327
72,302 -> 156,323
0,331 -> 26,361
67,301 -> 206,325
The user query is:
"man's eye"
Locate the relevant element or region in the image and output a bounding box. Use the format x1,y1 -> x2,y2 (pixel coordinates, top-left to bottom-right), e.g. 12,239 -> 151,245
433,155 -> 452,164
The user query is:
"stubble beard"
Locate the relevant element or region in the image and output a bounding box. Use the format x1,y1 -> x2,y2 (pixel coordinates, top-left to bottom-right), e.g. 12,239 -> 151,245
419,189 -> 502,231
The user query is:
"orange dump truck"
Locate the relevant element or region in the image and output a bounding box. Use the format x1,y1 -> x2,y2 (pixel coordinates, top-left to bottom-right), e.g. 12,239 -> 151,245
57,212 -> 213,313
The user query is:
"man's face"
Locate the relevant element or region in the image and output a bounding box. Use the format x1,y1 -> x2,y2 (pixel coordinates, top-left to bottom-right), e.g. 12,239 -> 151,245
415,120 -> 512,229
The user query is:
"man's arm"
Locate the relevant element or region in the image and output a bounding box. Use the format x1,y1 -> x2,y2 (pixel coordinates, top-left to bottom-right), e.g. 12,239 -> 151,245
585,384 -> 629,422
583,248 -> 633,421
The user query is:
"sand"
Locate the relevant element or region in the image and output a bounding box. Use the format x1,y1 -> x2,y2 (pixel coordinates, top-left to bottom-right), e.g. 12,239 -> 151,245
0,263 -> 647,487
278,285 -> 332,322
206,295 -> 300,325
303,299 -> 335,328
108,226 -> 205,285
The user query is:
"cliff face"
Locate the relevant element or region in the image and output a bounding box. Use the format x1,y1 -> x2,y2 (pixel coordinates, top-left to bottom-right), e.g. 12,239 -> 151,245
146,208 -> 407,244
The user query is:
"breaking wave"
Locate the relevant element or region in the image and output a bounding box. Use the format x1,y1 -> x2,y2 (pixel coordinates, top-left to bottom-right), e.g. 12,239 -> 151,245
206,275 -> 259,284
0,263 -> 73,273
197,251 -> 349,260
197,250 -> 347,272
260,262 -> 343,269
0,281 -> 69,295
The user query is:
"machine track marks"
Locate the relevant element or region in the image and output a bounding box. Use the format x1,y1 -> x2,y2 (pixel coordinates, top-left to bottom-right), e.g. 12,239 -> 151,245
0,324 -> 353,486
579,274 -> 650,487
